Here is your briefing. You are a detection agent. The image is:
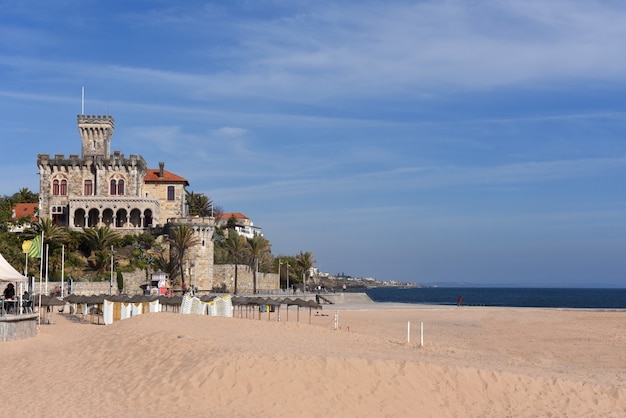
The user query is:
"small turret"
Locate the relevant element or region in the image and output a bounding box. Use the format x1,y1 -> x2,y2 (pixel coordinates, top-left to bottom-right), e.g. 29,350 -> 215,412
78,115 -> 115,158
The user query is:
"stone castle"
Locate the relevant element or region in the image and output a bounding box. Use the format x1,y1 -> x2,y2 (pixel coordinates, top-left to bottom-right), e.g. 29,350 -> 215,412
37,114 -> 216,291
36,114 -> 278,294
37,115 -> 188,230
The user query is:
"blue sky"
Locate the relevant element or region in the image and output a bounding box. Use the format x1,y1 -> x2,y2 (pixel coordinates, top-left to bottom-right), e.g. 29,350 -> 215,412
1,0 -> 626,287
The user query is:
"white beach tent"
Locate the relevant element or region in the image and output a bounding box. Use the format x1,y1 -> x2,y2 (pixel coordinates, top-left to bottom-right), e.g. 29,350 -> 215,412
0,252 -> 27,283
0,252 -> 28,315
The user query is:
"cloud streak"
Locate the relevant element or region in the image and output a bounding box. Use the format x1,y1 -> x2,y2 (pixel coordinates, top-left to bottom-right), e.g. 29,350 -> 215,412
4,1 -> 626,105
208,157 -> 626,205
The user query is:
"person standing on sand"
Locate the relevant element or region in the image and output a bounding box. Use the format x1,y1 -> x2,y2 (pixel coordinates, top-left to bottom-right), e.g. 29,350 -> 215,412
457,296 -> 463,307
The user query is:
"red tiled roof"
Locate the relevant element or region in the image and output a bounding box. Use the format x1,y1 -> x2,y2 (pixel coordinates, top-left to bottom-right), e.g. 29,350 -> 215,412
216,212 -> 249,220
144,168 -> 189,185
12,203 -> 38,221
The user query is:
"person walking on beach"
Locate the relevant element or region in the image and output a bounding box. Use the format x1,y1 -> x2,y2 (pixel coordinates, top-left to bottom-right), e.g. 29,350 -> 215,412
457,296 -> 463,307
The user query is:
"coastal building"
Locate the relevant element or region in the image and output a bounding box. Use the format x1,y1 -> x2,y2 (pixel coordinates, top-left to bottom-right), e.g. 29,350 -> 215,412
7,203 -> 39,233
36,115 -> 188,231
32,113 -> 277,294
35,114 -> 220,292
215,212 -> 263,238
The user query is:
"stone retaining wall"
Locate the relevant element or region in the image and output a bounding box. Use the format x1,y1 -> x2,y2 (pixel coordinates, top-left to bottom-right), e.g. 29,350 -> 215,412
0,314 -> 38,342
32,265 -> 282,296
212,265 -> 278,293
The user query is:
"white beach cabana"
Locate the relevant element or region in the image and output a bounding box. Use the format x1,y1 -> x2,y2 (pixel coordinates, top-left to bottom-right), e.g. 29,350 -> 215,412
0,252 -> 28,283
0,252 -> 28,315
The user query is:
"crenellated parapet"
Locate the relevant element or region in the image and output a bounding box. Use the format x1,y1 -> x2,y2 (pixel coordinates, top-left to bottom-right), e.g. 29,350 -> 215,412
38,152 -> 147,172
77,114 -> 115,124
168,216 -> 216,229
93,153 -> 148,171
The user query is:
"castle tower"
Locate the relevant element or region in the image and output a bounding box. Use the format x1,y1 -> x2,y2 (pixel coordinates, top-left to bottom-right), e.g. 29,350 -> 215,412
78,115 -> 114,158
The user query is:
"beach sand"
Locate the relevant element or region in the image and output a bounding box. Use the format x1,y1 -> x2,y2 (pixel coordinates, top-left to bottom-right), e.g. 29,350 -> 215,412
1,303 -> 625,417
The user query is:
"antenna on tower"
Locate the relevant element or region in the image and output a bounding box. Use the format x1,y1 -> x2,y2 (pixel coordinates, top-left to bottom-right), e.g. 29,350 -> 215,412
81,86 -> 85,115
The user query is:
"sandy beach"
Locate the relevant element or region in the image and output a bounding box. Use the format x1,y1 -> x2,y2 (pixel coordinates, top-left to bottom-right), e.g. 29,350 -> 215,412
2,303 -> 625,417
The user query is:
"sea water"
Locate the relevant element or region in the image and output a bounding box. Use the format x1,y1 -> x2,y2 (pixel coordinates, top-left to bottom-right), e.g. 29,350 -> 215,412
365,287 -> 626,309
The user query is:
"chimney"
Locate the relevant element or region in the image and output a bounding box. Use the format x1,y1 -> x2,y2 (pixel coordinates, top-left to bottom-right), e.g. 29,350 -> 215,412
159,162 -> 165,178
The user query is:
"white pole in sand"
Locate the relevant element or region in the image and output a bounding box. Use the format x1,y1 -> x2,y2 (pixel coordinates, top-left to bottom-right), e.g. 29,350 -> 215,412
420,321 -> 424,347
334,310 -> 338,330
61,244 -> 65,298
407,321 -> 410,343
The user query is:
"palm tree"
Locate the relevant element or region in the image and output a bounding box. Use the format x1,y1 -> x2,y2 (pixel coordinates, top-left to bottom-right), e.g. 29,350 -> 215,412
81,226 -> 120,273
152,245 -> 176,279
169,224 -> 199,290
44,219 -> 68,246
247,235 -> 271,294
12,187 -> 38,203
27,218 -> 68,243
186,191 -> 213,217
295,251 -> 315,292
81,226 -> 120,252
224,231 -> 248,294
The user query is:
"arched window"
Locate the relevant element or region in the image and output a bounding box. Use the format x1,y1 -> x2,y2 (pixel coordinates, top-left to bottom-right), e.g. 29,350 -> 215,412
109,175 -> 126,196
167,186 -> 175,201
60,179 -> 67,196
52,180 -> 59,196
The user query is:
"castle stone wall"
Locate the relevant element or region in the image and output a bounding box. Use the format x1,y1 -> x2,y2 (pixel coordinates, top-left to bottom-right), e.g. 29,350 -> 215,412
213,264 -> 279,293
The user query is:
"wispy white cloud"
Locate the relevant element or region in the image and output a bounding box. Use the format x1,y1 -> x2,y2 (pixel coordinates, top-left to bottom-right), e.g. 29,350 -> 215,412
207,156 -> 626,205
186,0 -> 626,97
5,1 -> 626,106
213,127 -> 248,137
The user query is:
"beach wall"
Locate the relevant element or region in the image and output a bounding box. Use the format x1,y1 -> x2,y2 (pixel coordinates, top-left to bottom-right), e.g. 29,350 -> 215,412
332,292 -> 374,304
0,314 -> 38,342
309,292 -> 374,305
213,264 -> 279,293
33,279 -> 117,296
250,291 -> 374,305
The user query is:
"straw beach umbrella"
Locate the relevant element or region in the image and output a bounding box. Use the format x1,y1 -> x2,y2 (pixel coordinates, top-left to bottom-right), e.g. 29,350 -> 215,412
304,299 -> 322,324
33,294 -> 65,324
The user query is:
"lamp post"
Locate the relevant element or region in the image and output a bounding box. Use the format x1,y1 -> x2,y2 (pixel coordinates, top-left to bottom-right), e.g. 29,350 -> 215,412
193,258 -> 197,296
278,259 -> 282,291
286,263 -> 290,294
